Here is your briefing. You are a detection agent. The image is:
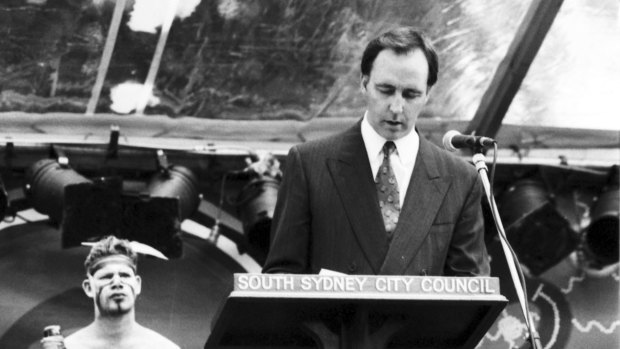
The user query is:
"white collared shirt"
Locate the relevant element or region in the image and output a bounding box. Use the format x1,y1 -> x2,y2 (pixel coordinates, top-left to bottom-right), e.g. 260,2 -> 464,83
361,114 -> 419,205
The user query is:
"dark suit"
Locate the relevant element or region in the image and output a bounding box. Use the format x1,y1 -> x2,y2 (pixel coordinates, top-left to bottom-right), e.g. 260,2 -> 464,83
262,121 -> 490,276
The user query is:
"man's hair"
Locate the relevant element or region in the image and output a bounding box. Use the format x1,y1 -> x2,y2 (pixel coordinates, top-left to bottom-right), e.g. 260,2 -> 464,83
84,236 -> 138,275
361,27 -> 439,89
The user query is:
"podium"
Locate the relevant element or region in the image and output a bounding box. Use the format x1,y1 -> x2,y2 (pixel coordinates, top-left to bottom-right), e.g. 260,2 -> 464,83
205,274 -> 507,349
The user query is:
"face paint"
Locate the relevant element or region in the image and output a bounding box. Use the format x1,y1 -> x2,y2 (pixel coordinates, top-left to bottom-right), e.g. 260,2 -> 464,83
88,261 -> 141,317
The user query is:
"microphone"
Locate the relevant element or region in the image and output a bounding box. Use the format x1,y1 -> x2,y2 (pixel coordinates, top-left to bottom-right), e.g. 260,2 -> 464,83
442,130 -> 496,152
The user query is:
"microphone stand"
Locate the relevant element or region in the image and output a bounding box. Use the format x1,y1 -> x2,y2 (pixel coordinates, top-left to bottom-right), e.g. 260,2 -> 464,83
471,149 -> 542,349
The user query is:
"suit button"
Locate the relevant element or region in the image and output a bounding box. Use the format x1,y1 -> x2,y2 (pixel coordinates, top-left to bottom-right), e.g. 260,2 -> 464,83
348,262 -> 358,273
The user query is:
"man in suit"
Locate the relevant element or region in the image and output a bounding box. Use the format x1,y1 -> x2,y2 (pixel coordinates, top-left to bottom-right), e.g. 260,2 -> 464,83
262,27 -> 489,276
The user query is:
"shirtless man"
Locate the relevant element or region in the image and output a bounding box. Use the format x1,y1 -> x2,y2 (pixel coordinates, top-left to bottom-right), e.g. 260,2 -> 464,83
43,236 -> 179,349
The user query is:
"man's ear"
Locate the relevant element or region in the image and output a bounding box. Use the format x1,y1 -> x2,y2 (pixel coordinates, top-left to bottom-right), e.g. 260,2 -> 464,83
425,85 -> 432,100
134,275 -> 142,296
82,278 -> 94,298
360,74 -> 369,92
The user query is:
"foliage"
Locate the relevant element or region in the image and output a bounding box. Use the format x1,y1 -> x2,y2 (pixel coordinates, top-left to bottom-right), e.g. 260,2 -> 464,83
0,0 -> 538,121
0,0 -> 378,117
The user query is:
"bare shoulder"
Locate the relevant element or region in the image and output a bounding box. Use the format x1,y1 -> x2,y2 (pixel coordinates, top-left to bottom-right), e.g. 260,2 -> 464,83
64,325 -> 179,349
137,326 -> 180,349
64,326 -> 97,349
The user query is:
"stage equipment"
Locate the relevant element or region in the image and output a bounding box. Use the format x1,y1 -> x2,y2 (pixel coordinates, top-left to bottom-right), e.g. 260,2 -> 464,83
236,174 -> 279,259
25,159 -> 123,247
473,153 -> 541,349
0,175 -> 7,220
582,186 -> 619,267
442,130 -> 496,152
147,165 -> 201,221
121,165 -> 201,258
222,153 -> 281,261
24,158 -> 200,258
498,179 -> 579,275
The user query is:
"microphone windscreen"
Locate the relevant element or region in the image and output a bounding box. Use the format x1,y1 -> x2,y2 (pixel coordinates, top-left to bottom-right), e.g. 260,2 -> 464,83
442,130 -> 461,152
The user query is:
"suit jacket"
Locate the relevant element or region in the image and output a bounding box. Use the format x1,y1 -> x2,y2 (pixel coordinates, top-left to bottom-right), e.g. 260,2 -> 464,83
262,121 -> 490,276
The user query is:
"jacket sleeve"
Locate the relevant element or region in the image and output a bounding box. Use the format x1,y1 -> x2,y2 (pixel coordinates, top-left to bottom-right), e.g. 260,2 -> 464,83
444,174 -> 491,276
262,146 -> 312,274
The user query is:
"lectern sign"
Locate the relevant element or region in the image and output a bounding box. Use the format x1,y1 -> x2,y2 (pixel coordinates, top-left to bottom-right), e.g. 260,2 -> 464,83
235,274 -> 500,299
206,274 -> 507,349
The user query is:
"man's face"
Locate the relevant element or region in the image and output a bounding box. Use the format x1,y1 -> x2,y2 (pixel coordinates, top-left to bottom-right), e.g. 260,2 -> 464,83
362,48 -> 430,141
83,260 -> 141,317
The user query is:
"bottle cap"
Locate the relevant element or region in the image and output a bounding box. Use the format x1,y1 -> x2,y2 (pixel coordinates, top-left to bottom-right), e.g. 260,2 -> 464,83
43,325 -> 61,337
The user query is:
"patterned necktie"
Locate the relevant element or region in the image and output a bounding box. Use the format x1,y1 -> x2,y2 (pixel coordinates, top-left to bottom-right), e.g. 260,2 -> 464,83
375,141 -> 400,237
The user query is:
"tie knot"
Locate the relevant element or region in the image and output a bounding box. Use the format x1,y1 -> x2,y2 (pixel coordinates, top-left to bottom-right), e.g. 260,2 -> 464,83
383,141 -> 396,157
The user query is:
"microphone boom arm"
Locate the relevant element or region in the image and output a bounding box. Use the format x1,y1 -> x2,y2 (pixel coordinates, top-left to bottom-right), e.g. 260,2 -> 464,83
472,153 -> 542,349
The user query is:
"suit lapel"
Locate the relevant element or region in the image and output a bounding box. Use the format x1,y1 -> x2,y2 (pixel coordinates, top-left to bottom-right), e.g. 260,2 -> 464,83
379,136 -> 451,275
326,123 -> 388,274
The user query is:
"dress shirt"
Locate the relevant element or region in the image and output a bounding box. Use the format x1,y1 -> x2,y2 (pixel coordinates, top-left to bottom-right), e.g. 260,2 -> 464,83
361,114 -> 419,205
